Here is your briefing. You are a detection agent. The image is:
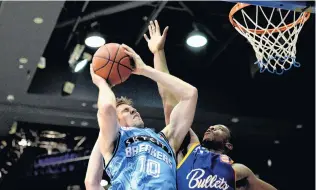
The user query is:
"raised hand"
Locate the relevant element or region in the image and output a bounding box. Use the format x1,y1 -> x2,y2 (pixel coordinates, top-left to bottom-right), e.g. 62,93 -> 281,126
122,44 -> 147,75
90,64 -> 107,88
144,20 -> 169,54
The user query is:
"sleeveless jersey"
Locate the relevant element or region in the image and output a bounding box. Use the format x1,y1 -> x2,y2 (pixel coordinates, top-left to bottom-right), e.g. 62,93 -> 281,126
105,127 -> 177,190
177,143 -> 235,190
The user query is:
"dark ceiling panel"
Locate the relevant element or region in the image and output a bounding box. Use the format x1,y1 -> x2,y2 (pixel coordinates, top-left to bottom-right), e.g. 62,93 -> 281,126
0,1 -> 65,94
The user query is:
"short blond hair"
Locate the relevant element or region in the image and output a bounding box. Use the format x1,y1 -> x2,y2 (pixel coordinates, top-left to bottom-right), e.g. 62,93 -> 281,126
116,96 -> 133,108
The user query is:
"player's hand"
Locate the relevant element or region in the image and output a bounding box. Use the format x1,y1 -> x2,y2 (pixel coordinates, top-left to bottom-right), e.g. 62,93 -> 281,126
144,20 -> 169,54
90,64 -> 107,88
122,44 -> 147,75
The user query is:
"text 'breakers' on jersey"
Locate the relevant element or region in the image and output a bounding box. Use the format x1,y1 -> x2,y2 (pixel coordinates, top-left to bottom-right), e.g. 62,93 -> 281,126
104,127 -> 177,190
177,143 -> 236,190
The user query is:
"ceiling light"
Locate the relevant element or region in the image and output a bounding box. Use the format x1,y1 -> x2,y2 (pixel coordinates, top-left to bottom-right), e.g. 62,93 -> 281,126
267,159 -> 272,167
37,57 -> 46,69
1,168 -> 8,174
63,81 -> 75,95
81,121 -> 89,126
231,117 -> 239,123
33,17 -> 44,24
296,124 -> 303,129
85,35 -> 105,48
1,141 -> 7,147
7,95 -> 15,102
18,139 -> 28,146
186,31 -> 207,48
74,59 -> 88,72
274,140 -> 280,144
19,57 -> 28,64
70,121 -> 75,125
68,44 -> 91,73
81,103 -> 87,107
41,131 -> 66,139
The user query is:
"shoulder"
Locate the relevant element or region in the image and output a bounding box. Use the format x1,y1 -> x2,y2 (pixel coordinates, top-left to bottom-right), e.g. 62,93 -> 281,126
232,163 -> 249,171
219,154 -> 234,165
232,163 -> 253,181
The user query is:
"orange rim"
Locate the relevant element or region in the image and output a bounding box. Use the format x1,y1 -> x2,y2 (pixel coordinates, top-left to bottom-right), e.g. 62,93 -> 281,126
229,3 -> 311,34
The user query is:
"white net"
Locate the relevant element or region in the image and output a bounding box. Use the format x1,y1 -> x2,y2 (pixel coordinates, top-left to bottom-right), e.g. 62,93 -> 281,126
231,4 -> 310,75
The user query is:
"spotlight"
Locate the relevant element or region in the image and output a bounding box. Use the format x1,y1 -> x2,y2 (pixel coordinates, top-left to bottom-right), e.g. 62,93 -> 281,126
68,44 -> 92,73
231,117 -> 239,123
267,159 -> 272,167
85,22 -> 105,48
74,59 -> 88,73
85,33 -> 105,48
186,30 -> 207,48
18,139 -> 28,146
274,140 -> 280,144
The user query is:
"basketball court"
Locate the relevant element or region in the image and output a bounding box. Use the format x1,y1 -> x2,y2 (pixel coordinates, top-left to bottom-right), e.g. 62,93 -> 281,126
0,1 -> 314,190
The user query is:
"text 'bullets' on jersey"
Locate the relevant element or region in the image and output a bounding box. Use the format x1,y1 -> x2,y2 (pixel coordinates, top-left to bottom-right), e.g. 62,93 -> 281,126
177,143 -> 236,190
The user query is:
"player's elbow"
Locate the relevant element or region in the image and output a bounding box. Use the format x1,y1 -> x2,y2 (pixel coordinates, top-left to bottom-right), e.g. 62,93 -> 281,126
186,86 -> 198,101
84,179 -> 100,190
98,103 -> 116,115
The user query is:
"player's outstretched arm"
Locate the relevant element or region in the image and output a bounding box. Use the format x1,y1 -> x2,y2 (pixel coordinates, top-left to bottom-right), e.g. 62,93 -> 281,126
90,65 -> 119,159
85,136 -> 104,190
122,44 -> 198,153
144,20 -> 178,125
233,163 -> 277,190
144,20 -> 200,149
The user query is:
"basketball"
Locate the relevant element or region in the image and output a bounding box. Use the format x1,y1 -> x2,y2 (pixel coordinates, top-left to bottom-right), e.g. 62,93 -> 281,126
92,43 -> 133,86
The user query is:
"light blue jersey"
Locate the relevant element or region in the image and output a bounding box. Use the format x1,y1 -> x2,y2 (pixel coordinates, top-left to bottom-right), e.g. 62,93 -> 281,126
104,127 -> 177,190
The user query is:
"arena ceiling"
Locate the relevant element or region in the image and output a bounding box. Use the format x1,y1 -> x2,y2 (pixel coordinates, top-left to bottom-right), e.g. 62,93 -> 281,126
0,1 -> 314,145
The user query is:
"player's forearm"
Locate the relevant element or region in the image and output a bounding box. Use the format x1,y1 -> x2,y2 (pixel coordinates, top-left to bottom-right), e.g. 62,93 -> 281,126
248,177 -> 277,190
154,50 -> 169,97
141,65 -> 197,101
236,165 -> 277,190
97,82 -> 116,113
154,50 -> 178,102
153,50 -> 178,125
154,50 -> 169,73
85,138 -> 104,189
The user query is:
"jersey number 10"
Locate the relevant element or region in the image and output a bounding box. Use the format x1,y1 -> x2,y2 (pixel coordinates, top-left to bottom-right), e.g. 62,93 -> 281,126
138,156 -> 161,178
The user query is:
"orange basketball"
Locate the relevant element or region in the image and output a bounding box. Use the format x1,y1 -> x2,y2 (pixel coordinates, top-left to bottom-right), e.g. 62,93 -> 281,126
92,43 -> 133,86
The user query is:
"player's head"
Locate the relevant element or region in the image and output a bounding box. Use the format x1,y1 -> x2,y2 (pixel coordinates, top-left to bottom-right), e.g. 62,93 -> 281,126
116,96 -> 144,128
202,124 -> 233,153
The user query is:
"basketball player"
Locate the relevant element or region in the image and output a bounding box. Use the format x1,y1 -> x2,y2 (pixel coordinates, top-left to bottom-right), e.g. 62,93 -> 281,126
84,44 -> 198,190
145,20 -> 277,190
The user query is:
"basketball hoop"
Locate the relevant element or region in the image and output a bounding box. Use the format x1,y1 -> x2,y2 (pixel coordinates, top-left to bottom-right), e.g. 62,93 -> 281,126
229,3 -> 311,75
